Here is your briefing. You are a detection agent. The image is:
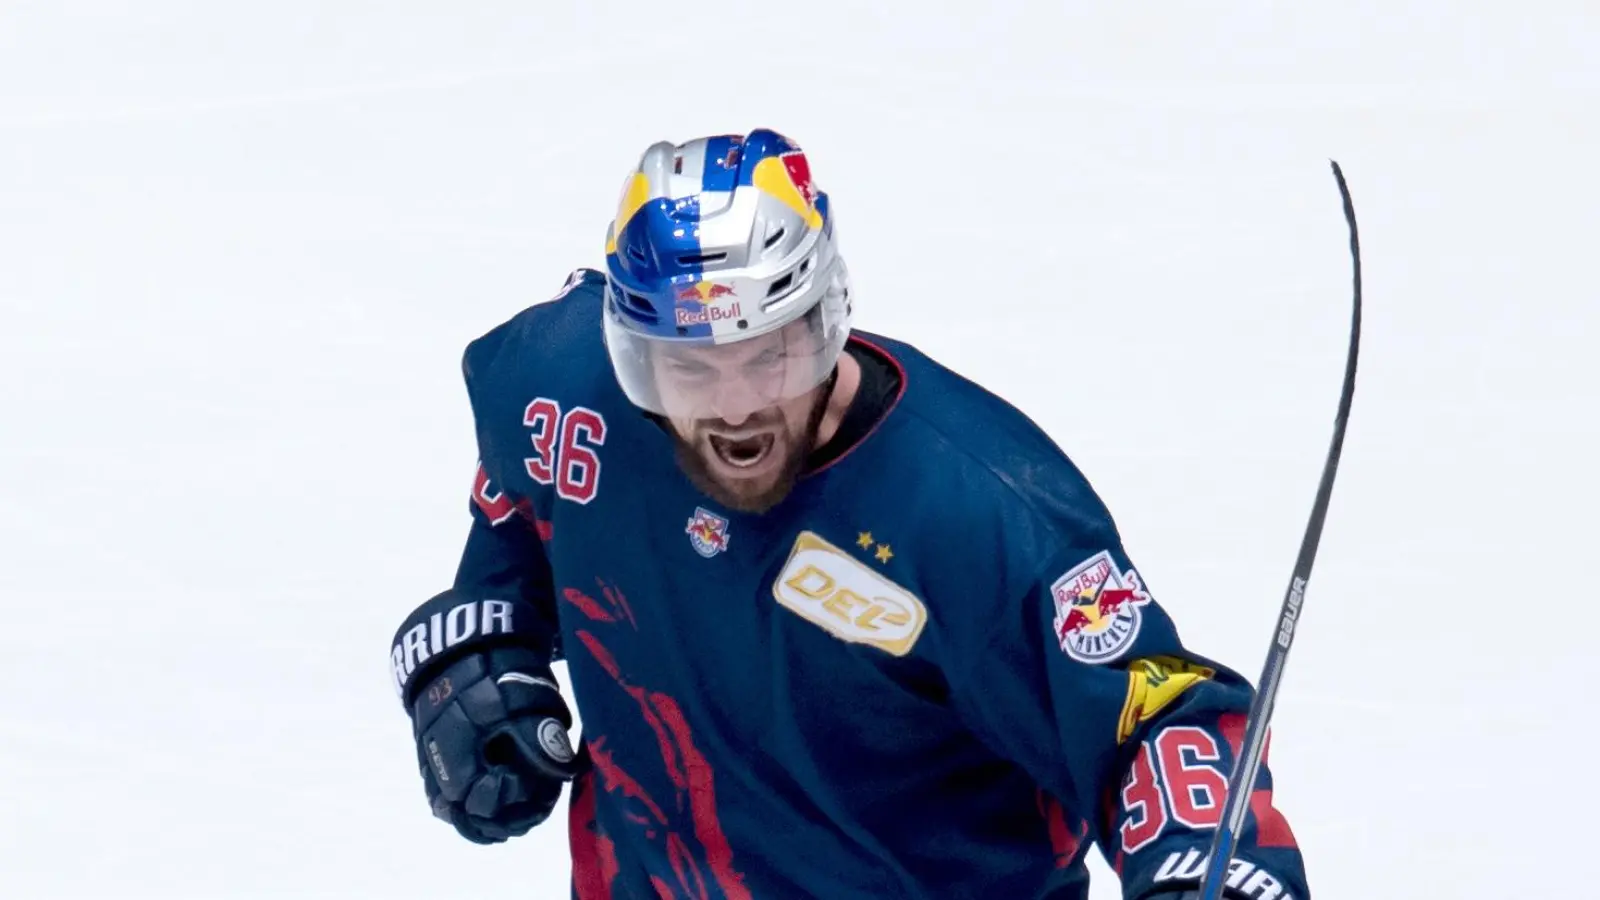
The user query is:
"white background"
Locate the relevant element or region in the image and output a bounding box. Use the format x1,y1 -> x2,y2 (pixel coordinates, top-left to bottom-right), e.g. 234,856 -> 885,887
3,2 -> 1596,897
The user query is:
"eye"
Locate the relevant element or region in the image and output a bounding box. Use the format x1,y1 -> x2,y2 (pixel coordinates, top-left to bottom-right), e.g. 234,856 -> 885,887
746,348 -> 785,372
667,359 -> 716,380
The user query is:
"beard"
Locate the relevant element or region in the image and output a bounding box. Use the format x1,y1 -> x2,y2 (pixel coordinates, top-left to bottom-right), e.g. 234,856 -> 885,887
669,385 -> 832,515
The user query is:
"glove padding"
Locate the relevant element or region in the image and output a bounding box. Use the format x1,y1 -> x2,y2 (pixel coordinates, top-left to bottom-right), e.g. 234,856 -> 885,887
409,646 -> 579,844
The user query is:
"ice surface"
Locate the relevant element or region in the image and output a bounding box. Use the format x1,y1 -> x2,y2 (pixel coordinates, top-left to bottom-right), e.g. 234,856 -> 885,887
2,2 -> 1596,897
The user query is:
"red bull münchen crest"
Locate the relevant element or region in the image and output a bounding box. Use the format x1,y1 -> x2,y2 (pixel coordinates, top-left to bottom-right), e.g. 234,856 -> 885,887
686,506 -> 731,558
1050,550 -> 1152,664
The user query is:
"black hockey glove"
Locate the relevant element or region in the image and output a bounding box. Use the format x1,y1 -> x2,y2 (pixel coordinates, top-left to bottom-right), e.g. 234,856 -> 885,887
409,647 -> 580,844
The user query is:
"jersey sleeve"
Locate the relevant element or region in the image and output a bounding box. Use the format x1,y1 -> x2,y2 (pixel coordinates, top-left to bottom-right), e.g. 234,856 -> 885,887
947,533 -> 1311,900
451,324 -> 562,664
452,460 -> 561,661
388,326 -> 566,708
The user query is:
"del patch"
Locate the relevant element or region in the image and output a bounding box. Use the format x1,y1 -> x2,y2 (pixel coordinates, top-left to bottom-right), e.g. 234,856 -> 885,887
772,531 -> 928,656
1050,551 -> 1152,664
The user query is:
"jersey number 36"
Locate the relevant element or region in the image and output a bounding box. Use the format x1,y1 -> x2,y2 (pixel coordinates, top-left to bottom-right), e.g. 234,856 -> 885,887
523,397 -> 608,504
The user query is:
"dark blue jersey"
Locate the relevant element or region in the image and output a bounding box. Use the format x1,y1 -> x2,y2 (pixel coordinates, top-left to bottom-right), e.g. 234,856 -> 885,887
448,269 -> 1309,900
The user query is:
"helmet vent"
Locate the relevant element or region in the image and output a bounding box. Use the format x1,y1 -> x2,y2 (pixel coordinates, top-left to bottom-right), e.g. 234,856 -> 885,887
766,272 -> 794,297
763,226 -> 787,250
624,292 -> 659,324
676,252 -> 727,265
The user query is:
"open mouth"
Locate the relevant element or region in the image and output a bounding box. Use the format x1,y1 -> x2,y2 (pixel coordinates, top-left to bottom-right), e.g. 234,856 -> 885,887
707,432 -> 776,470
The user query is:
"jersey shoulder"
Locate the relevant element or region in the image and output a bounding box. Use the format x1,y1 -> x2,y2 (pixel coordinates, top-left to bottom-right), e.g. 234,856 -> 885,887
459,269 -> 626,478
462,268 -> 610,401
858,331 -> 1123,556
460,267 -> 627,423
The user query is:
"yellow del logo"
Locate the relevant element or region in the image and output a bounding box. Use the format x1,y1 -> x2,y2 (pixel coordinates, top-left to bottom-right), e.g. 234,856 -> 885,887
772,531 -> 928,656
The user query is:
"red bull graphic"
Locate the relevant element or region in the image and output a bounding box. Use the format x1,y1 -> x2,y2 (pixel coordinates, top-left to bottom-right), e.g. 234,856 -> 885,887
676,282 -> 739,305
686,506 -> 731,558
675,302 -> 742,328
674,282 -> 741,328
780,150 -> 816,206
751,153 -> 823,231
1050,550 -> 1152,664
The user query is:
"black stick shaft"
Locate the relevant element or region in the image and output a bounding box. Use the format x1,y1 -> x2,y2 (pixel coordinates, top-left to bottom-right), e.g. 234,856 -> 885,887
1197,161 -> 1362,899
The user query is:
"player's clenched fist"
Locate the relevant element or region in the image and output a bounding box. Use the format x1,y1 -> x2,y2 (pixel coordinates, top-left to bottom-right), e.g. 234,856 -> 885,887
411,649 -> 578,843
391,589 -> 579,844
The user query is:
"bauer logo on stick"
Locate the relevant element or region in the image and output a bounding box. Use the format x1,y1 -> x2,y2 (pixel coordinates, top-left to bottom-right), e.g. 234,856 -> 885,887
1051,551 -> 1152,664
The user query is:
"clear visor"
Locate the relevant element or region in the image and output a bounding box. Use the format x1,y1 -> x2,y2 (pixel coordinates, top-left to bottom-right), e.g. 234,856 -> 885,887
604,279 -> 850,423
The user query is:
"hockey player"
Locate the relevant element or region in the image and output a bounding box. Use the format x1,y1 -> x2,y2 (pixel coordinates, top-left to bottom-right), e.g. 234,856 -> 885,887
388,129 -> 1310,899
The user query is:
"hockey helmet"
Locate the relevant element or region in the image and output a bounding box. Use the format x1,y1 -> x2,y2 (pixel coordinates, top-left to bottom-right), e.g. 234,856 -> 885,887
601,129 -> 852,422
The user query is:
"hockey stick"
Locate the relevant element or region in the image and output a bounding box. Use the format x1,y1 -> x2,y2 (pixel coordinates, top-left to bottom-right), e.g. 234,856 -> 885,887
1196,160 -> 1362,900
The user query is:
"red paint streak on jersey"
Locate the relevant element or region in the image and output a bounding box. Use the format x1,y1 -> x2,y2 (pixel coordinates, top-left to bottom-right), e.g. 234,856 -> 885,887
571,772 -> 620,900
601,580 -> 638,629
1037,791 -> 1083,869
635,685 -> 689,797
588,737 -> 672,827
651,691 -> 751,900
574,606 -> 747,898
579,629 -> 624,679
566,589 -> 617,623
588,739 -> 711,899
1217,713 -> 1300,850
578,631 -> 689,796
666,834 -> 711,899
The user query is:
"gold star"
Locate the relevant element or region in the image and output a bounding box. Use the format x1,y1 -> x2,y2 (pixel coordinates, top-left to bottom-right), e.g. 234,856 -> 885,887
856,531 -> 874,549
875,543 -> 894,564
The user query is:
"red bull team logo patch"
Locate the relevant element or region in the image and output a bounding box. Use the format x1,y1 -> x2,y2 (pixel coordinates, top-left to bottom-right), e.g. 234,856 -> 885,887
686,506 -> 731,558
1051,550 -> 1152,664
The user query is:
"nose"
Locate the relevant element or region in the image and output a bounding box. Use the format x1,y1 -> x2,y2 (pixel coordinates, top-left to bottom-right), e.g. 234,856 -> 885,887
707,376 -> 764,426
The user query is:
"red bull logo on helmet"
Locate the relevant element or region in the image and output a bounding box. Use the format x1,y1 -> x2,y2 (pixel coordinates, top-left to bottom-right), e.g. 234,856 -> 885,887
1050,550 -> 1153,664
674,281 -> 742,327
675,301 -> 743,327
675,282 -> 739,305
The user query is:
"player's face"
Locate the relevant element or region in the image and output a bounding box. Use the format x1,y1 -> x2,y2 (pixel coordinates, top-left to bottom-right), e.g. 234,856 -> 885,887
652,323 -> 832,513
